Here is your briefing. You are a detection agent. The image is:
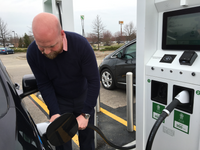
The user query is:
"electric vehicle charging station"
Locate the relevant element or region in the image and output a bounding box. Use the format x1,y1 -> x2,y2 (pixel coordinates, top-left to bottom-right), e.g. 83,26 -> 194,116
41,0 -> 200,149
43,0 -> 74,31
136,0 -> 200,149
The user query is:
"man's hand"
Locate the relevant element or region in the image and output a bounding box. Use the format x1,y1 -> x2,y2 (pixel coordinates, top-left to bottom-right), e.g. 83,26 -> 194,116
49,114 -> 61,122
76,114 -> 89,130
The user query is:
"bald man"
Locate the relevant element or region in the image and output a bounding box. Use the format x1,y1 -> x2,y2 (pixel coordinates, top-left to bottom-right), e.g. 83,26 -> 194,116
27,13 -> 100,150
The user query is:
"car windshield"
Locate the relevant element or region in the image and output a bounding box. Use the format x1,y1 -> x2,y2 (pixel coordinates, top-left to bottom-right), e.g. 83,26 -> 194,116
124,43 -> 136,58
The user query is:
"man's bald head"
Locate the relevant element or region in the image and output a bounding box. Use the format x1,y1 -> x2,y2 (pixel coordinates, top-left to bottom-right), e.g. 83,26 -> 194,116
32,13 -> 64,59
32,12 -> 62,42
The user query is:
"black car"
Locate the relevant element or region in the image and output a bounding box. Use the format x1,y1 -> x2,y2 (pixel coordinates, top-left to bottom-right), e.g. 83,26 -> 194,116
99,40 -> 136,90
0,60 -> 54,150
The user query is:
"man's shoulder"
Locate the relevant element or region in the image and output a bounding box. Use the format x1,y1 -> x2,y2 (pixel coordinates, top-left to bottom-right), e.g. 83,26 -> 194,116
27,41 -> 41,60
64,31 -> 86,41
27,41 -> 37,52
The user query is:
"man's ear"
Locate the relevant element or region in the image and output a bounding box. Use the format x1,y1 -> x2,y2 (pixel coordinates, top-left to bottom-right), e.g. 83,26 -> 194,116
61,30 -> 65,36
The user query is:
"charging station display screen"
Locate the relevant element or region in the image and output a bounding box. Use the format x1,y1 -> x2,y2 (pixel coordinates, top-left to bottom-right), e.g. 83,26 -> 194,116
162,6 -> 200,50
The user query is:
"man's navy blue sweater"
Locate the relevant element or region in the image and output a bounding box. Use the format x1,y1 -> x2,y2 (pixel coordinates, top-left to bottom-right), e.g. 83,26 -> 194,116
27,31 -> 100,116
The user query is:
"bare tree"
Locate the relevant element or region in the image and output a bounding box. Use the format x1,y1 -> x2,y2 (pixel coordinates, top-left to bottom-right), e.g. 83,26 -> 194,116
102,30 -> 112,46
0,18 -> 11,47
123,22 -> 137,41
86,33 -> 97,46
114,31 -> 126,44
92,15 -> 105,50
27,26 -> 35,43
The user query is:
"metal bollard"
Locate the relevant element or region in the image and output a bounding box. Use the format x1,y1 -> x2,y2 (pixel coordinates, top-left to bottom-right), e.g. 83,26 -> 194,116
96,95 -> 100,112
94,100 -> 98,148
126,72 -> 133,132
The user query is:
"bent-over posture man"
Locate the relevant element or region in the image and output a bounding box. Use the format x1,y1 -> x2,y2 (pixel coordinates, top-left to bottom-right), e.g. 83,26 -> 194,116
27,12 -> 100,150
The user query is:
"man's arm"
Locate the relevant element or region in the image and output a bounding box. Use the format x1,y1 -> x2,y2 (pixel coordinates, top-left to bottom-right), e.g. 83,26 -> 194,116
26,43 -> 61,118
80,40 -> 100,115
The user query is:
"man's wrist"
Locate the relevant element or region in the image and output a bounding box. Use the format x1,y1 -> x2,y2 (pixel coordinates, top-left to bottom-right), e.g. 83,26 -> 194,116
81,113 -> 90,119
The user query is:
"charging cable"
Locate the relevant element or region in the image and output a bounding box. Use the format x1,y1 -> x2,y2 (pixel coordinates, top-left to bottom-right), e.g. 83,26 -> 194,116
56,0 -> 62,28
146,90 -> 190,150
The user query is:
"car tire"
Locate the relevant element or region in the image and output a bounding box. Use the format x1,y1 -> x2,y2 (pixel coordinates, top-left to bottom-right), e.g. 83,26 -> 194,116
100,69 -> 115,90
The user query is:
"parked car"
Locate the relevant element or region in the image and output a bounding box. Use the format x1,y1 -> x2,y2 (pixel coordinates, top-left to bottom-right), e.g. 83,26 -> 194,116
0,47 -> 14,54
0,59 -> 54,150
99,39 -> 136,90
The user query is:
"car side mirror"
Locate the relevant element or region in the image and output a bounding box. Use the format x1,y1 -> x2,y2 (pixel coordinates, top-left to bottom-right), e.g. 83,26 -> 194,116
20,74 -> 38,99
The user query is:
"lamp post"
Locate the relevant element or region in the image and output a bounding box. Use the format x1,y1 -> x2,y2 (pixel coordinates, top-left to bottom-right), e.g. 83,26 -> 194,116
119,21 -> 124,36
15,33 -> 18,47
12,31 -> 15,47
81,15 -> 85,37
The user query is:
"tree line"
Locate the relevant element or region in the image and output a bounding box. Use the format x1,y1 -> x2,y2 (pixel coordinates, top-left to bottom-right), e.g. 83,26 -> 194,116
0,15 -> 136,49
0,18 -> 32,48
87,15 -> 137,50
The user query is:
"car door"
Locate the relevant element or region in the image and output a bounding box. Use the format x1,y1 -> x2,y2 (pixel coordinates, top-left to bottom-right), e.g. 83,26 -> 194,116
115,42 -> 136,85
7,47 -> 11,53
0,61 -> 50,150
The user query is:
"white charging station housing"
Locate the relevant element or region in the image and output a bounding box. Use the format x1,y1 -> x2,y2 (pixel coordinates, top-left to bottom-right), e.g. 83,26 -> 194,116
43,0 -> 74,32
137,0 -> 200,149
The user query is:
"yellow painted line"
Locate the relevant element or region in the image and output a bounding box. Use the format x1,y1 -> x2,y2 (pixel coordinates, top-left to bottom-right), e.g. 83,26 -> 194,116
30,94 -> 49,114
30,94 -> 136,145
30,94 -> 80,147
100,107 -> 136,131
72,134 -> 79,146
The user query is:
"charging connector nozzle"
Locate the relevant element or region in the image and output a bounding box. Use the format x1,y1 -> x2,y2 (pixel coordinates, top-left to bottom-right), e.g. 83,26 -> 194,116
174,90 -> 189,104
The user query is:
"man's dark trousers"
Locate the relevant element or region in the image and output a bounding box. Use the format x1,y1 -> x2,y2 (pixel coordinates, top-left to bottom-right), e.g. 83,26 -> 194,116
55,90 -> 95,150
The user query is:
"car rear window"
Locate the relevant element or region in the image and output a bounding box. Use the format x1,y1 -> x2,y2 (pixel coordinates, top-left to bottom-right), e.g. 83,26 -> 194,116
0,78 -> 8,118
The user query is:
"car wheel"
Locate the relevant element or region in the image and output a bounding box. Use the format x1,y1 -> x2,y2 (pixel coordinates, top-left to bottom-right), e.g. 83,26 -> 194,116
101,69 -> 115,90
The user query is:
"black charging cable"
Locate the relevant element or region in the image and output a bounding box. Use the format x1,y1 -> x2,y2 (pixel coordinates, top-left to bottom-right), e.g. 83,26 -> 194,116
88,124 -> 136,150
146,90 -> 189,150
56,1 -> 62,28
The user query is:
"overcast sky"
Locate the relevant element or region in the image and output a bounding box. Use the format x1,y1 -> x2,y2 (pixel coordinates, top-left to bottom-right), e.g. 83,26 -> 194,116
0,0 -> 137,37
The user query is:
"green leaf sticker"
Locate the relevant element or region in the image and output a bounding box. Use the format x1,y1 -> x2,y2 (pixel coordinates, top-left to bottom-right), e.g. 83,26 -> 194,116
196,90 -> 200,95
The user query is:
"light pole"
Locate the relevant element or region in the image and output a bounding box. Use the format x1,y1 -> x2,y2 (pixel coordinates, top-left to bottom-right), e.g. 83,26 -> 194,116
119,21 -> 124,36
81,15 -> 85,37
15,33 -> 18,47
12,31 -> 15,47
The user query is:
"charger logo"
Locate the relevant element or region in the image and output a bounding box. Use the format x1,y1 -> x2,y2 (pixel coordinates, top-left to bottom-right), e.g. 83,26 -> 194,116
196,90 -> 200,95
180,113 -> 184,120
157,105 -> 160,111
